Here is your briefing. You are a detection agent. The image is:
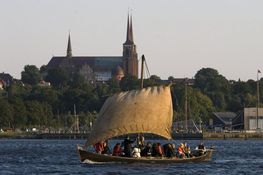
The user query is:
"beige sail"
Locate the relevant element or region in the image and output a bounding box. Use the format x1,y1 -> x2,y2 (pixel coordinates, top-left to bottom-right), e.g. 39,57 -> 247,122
86,85 -> 173,145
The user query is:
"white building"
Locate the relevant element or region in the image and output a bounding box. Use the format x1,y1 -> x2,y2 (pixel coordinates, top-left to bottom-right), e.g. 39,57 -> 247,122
244,108 -> 263,130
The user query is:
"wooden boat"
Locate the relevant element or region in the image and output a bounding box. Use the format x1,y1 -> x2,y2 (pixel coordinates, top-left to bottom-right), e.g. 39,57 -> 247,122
77,56 -> 214,163
77,85 -> 214,163
77,145 -> 213,163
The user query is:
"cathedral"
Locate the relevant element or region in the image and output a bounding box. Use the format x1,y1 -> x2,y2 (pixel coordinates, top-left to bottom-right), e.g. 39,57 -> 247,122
46,14 -> 138,82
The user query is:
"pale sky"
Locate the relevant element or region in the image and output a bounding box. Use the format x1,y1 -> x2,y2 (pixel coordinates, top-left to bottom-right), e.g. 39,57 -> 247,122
1,0 -> 263,81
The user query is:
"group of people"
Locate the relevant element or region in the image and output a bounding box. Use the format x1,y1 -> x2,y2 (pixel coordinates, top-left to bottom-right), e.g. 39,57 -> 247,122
93,135 -> 206,159
93,140 -> 111,154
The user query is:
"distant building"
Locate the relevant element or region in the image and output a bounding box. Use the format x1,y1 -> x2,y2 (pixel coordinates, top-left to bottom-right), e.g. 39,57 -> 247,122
46,14 -> 138,82
38,80 -> 51,87
0,72 -> 13,88
113,66 -> 125,81
209,112 -> 243,131
244,107 -> 263,131
0,80 -> 4,90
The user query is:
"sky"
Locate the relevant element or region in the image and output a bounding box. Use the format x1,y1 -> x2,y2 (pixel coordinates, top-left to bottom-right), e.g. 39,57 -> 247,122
1,0 -> 263,81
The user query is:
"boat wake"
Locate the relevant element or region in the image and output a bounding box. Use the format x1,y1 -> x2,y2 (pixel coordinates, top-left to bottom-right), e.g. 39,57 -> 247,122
82,159 -> 125,165
82,159 -> 105,164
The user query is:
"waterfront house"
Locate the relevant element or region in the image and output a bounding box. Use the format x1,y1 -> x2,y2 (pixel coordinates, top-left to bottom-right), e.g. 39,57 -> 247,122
209,112 -> 237,131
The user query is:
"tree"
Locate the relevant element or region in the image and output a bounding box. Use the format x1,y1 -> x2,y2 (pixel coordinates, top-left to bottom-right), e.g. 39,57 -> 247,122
43,103 -> 54,128
0,98 -> 13,128
144,75 -> 162,87
168,76 -> 175,81
120,75 -> 140,91
195,68 -> 230,110
243,93 -> 257,107
60,83 -> 100,114
11,98 -> 27,128
96,83 -> 110,98
40,65 -> 47,74
26,86 -> 60,110
25,100 -> 46,126
46,68 -> 70,88
231,80 -> 251,95
7,81 -> 28,100
228,80 -> 254,110
69,73 -> 86,88
193,90 -> 214,122
171,85 -> 214,123
107,78 -> 121,94
21,65 -> 41,86
195,68 -> 229,93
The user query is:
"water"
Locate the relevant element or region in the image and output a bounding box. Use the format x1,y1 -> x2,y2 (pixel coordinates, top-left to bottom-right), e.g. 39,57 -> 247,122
0,139 -> 263,175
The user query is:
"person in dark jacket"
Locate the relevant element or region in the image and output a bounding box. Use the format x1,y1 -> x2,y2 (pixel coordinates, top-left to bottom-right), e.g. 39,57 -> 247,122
163,143 -> 176,158
141,142 -> 152,157
122,136 -> 134,157
196,142 -> 206,156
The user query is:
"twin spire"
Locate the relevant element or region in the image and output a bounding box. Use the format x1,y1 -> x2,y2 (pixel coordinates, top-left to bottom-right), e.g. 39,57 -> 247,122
66,13 -> 134,57
124,13 -> 134,45
67,33 -> 72,58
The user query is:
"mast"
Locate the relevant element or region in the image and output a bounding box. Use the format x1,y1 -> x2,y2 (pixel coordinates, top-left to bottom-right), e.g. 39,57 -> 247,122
184,78 -> 188,131
138,55 -> 145,139
74,104 -> 79,133
256,70 -> 261,130
140,55 -> 145,89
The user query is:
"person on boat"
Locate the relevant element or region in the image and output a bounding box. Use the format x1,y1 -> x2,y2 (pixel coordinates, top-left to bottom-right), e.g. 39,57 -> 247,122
152,142 -> 163,157
178,143 -> 186,158
151,143 -> 157,156
163,143 -> 175,158
168,144 -> 176,158
196,142 -> 206,156
122,136 -> 134,157
132,147 -> 141,158
136,134 -> 145,148
101,140 -> 111,154
184,145 -> 193,158
198,142 -> 205,150
93,141 -> 104,154
183,142 -> 189,156
141,142 -> 152,157
112,143 -> 122,156
163,143 -> 169,156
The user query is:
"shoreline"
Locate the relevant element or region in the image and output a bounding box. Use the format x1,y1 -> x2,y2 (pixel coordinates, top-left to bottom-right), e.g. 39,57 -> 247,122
1,132 -> 263,140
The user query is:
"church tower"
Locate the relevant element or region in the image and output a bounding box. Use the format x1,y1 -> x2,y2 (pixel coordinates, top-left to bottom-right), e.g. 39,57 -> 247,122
66,33 -> 72,58
123,14 -> 138,78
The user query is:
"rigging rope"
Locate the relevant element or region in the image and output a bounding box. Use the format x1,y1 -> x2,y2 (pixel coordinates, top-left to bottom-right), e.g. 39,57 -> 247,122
144,58 -> 151,78
139,55 -> 151,79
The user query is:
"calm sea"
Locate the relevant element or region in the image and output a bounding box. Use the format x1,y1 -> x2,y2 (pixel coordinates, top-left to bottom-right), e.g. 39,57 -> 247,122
0,139 -> 263,175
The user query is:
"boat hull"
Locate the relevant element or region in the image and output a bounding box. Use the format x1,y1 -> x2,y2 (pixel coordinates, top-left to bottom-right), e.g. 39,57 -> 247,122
77,145 -> 213,163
